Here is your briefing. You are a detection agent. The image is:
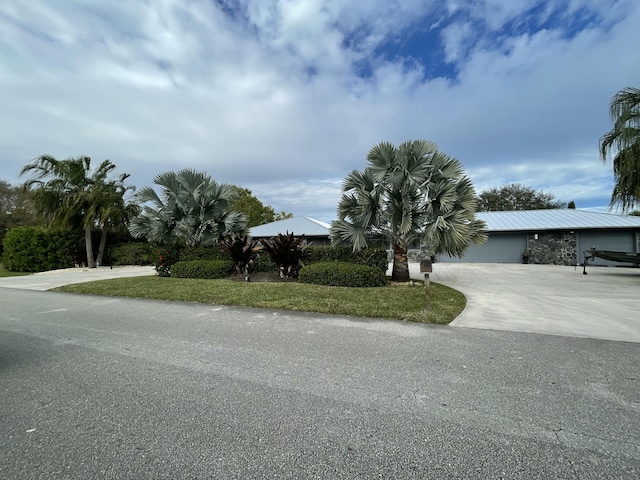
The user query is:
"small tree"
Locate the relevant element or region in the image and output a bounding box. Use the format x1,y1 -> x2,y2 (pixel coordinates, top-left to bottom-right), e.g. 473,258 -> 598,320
260,232 -> 309,278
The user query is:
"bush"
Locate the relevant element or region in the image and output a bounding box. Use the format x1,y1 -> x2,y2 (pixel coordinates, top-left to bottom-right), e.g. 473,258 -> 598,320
109,242 -> 154,266
252,251 -> 277,273
303,246 -> 388,273
170,260 -> 234,279
151,246 -> 181,277
260,232 -> 309,278
220,236 -> 258,275
299,261 -> 388,287
2,227 -> 79,272
179,247 -> 230,262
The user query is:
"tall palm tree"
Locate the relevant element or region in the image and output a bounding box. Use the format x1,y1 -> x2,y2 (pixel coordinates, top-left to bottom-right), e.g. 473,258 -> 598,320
600,87 -> 640,211
20,155 -> 130,268
91,179 -> 139,266
330,140 -> 487,282
128,169 -> 247,247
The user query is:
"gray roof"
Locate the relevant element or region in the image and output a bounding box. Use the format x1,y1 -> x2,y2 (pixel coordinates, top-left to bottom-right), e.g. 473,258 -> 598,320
249,210 -> 640,238
249,216 -> 331,238
477,209 -> 640,232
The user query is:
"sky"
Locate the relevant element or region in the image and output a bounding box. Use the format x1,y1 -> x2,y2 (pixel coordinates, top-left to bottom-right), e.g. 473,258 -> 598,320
1,0 -> 639,222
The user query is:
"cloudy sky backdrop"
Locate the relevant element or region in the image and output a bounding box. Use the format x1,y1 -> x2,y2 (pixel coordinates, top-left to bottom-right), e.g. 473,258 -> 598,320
1,0 -> 639,221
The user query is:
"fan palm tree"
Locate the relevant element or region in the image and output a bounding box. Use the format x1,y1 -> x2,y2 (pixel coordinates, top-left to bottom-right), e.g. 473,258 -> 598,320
20,155 -> 131,268
600,87 -> 640,211
128,169 -> 247,247
330,140 -> 487,282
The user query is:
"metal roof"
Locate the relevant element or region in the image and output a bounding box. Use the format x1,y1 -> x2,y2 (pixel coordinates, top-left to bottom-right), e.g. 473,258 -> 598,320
249,210 -> 640,237
249,216 -> 331,238
477,209 -> 640,232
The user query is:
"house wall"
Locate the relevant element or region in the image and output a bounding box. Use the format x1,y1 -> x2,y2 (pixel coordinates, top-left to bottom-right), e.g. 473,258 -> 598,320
527,231 -> 576,266
436,233 -> 526,263
576,229 -> 638,266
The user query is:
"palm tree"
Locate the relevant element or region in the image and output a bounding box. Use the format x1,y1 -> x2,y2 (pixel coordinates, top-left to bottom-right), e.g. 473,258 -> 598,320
600,87 -> 640,211
20,155 -> 131,268
128,169 -> 247,247
330,140 -> 487,282
91,179 -> 139,266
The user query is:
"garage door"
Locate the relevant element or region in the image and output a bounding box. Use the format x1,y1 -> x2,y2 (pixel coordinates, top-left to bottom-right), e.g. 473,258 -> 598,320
577,230 -> 636,266
438,232 -> 527,263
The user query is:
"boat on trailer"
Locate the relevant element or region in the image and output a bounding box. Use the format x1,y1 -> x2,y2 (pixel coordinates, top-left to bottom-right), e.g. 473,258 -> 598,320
582,247 -> 640,274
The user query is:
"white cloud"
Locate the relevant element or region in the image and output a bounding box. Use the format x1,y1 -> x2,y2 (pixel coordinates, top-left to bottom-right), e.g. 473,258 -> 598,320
0,0 -> 639,222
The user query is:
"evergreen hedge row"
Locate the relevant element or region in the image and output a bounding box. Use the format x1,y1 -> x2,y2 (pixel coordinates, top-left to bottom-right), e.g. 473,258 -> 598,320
2,227 -> 80,272
109,242 -> 154,266
299,261 -> 388,287
302,246 -> 388,273
170,260 -> 234,279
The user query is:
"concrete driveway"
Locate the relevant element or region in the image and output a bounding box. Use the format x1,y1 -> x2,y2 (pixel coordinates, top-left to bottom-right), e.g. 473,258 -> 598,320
0,265 -> 156,291
410,262 -> 640,343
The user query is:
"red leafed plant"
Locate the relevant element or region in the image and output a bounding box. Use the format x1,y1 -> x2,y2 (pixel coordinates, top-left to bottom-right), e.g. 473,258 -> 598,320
259,231 -> 310,278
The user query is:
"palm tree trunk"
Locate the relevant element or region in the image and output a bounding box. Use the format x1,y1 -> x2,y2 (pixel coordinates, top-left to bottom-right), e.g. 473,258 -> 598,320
96,227 -> 108,266
391,243 -> 410,282
85,228 -> 96,268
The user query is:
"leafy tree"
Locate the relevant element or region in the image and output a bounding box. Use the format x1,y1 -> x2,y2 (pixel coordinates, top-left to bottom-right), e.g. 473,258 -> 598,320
330,140 -> 487,282
0,180 -> 43,256
20,155 -> 132,268
476,183 -> 564,211
600,87 -> 640,212
129,170 -> 247,247
230,186 -> 293,227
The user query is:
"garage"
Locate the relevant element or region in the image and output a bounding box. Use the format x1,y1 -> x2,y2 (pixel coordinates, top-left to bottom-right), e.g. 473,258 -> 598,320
436,209 -> 640,265
439,232 -> 527,263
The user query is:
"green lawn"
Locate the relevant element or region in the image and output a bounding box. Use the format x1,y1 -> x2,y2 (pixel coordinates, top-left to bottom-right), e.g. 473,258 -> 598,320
0,264 -> 30,278
54,276 -> 466,324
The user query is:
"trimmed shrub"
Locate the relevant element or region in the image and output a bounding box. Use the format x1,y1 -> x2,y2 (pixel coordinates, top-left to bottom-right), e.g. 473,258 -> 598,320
299,261 -> 388,287
303,246 -> 388,273
2,227 -> 79,272
171,260 -> 234,279
109,242 -> 154,266
179,247 -> 230,262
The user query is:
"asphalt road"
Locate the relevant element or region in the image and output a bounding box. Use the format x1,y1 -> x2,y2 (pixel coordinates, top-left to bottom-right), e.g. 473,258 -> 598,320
1,289 -> 638,479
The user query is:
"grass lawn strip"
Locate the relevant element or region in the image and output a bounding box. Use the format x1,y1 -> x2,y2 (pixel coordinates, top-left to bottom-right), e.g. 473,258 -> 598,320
53,277 -> 465,324
0,265 -> 30,277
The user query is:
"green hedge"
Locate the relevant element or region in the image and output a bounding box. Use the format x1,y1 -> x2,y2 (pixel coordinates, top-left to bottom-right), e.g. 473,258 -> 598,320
109,242 -> 154,266
302,246 -> 388,273
170,260 -> 234,279
252,251 -> 277,273
179,247 -> 230,262
2,227 -> 79,272
299,261 -> 388,287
